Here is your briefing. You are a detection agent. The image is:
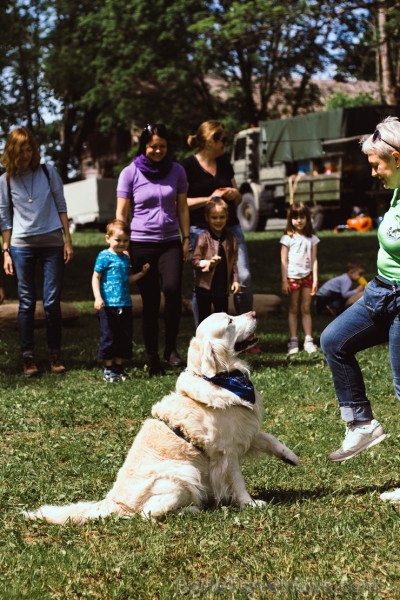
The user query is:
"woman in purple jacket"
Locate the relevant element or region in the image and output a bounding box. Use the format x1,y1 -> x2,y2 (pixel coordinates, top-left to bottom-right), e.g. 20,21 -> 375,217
116,124 -> 190,376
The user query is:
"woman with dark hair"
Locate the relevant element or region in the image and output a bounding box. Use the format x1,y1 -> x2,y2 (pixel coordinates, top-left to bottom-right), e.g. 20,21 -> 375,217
116,124 -> 190,376
0,127 -> 73,377
181,121 -> 258,347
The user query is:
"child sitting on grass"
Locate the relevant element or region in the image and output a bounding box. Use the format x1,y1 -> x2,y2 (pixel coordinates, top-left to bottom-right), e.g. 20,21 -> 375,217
92,219 -> 149,383
192,198 -> 240,324
316,261 -> 366,316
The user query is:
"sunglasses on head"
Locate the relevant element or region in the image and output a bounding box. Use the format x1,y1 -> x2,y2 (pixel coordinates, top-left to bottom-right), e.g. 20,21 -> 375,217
372,129 -> 400,152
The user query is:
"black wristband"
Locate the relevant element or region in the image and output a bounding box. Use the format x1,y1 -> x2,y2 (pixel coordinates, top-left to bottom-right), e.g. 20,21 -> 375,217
182,236 -> 190,240
2,248 -> 10,253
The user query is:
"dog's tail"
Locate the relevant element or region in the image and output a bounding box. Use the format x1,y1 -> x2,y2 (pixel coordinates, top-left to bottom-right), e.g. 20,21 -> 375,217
22,497 -> 122,525
248,432 -> 299,466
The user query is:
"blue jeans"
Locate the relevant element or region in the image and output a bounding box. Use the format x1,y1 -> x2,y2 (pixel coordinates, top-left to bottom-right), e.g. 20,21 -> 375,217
320,294 -> 400,423
190,224 -> 254,328
10,246 -> 64,356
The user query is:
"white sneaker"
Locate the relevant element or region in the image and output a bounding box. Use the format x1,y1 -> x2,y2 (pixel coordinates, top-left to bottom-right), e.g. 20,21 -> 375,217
380,488 -> 400,503
304,339 -> 318,353
287,338 -> 299,355
329,419 -> 386,462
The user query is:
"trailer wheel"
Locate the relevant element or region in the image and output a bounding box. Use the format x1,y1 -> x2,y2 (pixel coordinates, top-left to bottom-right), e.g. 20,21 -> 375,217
237,192 -> 266,232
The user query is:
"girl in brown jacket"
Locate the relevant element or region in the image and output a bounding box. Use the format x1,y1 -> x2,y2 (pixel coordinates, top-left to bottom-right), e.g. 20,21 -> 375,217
192,199 -> 240,324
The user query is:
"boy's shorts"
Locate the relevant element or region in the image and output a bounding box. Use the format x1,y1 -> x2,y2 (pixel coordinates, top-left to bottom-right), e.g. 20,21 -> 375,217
98,306 -> 133,360
287,273 -> 313,292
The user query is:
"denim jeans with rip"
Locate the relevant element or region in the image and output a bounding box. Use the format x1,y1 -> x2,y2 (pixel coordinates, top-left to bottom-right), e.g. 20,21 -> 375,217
320,295 -> 400,423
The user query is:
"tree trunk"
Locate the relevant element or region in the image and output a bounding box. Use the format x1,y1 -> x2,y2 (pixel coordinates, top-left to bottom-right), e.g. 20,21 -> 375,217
378,0 -> 396,105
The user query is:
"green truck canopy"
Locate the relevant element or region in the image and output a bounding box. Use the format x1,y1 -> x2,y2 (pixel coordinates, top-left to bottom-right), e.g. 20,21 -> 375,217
261,105 -> 400,163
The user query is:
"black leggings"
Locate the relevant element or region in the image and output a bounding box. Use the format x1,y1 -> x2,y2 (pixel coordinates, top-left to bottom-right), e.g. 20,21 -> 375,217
194,287 -> 229,324
130,240 -> 183,358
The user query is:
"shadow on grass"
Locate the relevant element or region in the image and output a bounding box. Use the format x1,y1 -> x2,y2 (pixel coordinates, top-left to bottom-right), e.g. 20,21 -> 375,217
254,482 -> 399,504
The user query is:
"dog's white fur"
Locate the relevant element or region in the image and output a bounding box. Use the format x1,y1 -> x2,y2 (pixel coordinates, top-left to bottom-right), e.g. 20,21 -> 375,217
24,312 -> 299,523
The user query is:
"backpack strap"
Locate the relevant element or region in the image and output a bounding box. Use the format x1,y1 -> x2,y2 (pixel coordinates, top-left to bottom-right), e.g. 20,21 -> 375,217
41,163 -> 51,185
6,172 -> 11,203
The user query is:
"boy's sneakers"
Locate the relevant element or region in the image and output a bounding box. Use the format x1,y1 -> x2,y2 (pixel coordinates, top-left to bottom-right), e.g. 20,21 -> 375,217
23,355 -> 39,378
103,368 -> 121,383
50,353 -> 66,375
304,335 -> 318,354
114,366 -> 131,381
287,337 -> 299,355
329,419 -> 386,462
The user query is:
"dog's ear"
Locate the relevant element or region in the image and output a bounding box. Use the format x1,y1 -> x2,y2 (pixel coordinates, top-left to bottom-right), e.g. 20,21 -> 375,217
187,336 -> 218,377
200,338 -> 217,378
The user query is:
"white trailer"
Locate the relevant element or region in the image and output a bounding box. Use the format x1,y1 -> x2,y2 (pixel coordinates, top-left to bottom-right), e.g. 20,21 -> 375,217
63,178 -> 118,233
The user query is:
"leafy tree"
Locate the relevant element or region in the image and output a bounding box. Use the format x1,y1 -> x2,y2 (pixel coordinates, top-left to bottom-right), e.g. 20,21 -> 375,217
0,0 -> 51,135
332,0 -> 400,105
3,0 -> 400,178
189,0 -> 359,124
325,91 -> 376,109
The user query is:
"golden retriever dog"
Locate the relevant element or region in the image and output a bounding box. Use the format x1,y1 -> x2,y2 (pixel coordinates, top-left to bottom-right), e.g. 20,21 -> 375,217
24,311 -> 299,523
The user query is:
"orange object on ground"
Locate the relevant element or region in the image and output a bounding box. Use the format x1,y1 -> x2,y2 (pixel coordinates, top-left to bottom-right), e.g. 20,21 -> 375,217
346,216 -> 373,232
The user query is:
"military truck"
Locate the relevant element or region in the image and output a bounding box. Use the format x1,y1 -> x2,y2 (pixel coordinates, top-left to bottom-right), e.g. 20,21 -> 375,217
232,105 -> 400,231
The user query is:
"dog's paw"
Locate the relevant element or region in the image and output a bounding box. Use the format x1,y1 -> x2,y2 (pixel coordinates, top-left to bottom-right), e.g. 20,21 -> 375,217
252,499 -> 267,508
240,499 -> 267,509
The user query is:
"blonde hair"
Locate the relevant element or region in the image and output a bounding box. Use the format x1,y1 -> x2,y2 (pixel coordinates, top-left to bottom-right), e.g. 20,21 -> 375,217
1,127 -> 41,175
106,219 -> 130,237
284,202 -> 314,237
187,120 -> 225,151
205,198 -> 228,220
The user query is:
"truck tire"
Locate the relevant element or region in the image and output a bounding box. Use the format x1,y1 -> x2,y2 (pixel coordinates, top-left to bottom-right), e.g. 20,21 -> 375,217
237,192 -> 267,232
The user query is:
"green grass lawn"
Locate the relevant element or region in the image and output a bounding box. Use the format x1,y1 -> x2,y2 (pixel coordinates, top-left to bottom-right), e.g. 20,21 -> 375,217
2,229 -> 400,599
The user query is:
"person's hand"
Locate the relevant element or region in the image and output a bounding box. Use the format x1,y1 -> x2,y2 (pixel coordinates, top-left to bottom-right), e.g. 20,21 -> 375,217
209,255 -> 222,269
231,282 -> 241,294
281,280 -> 290,295
311,282 -> 318,296
208,190 -> 224,203
4,252 -> 13,276
94,297 -> 104,310
0,286 -> 5,304
182,238 -> 190,262
142,263 -> 150,274
218,187 -> 241,205
64,241 -> 74,263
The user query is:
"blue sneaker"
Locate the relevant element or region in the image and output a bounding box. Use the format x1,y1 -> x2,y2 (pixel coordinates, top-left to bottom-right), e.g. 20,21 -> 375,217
103,368 -> 120,383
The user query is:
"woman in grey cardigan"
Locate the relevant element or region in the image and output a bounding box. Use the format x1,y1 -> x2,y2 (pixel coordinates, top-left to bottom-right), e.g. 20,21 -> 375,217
0,127 -> 73,377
